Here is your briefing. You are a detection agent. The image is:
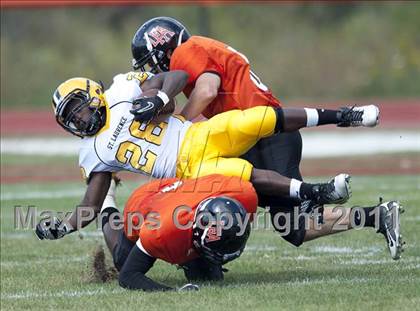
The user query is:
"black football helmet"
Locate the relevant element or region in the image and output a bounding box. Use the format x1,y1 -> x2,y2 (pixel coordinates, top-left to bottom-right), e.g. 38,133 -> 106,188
192,196 -> 251,265
131,16 -> 190,73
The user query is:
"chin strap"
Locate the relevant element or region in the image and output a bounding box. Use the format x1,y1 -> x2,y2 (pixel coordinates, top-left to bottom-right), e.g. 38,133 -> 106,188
200,244 -> 244,266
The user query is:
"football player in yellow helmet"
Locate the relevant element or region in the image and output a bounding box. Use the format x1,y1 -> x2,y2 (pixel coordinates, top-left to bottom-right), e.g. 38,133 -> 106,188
52,78 -> 107,137
52,70 -> 186,139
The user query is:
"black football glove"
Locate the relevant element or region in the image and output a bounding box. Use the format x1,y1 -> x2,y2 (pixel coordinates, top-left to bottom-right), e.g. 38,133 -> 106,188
35,217 -> 71,240
130,91 -> 169,123
178,283 -> 200,292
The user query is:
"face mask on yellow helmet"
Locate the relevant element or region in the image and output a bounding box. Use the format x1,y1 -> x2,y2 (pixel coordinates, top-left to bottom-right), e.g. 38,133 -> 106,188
52,78 -> 107,137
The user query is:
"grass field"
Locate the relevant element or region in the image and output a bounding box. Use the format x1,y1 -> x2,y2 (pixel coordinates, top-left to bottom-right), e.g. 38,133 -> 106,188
1,175 -> 419,310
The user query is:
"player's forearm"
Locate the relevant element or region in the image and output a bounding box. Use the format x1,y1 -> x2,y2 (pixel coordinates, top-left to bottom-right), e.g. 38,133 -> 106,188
68,172 -> 112,231
181,87 -> 216,120
118,246 -> 171,291
250,168 -> 291,197
119,269 -> 172,291
180,72 -> 220,120
160,70 -> 189,99
67,205 -> 100,230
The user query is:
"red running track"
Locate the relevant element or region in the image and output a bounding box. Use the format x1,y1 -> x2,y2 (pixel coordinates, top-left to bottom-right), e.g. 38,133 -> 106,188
1,99 -> 419,135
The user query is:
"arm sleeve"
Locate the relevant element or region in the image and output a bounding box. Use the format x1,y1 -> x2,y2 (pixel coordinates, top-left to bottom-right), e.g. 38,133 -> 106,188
79,145 -> 111,180
171,45 -> 222,85
118,244 -> 172,291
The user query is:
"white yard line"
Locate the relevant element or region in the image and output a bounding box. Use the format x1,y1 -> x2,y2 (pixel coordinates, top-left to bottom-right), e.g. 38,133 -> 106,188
337,257 -> 420,266
1,189 -> 85,201
1,188 -> 134,201
301,131 -> 420,158
1,231 -> 104,240
245,245 -> 278,252
3,275 -> 415,300
2,131 -> 419,157
285,276 -> 372,287
1,137 -> 80,156
311,245 -> 381,255
1,256 -> 88,268
1,288 -> 124,300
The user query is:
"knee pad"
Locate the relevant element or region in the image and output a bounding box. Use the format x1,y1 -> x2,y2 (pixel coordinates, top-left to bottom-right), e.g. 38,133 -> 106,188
100,207 -> 121,230
274,107 -> 285,133
269,207 -> 305,247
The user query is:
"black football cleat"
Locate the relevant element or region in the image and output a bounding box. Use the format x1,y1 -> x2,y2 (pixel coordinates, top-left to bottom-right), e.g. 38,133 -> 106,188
377,200 -> 404,260
311,174 -> 352,205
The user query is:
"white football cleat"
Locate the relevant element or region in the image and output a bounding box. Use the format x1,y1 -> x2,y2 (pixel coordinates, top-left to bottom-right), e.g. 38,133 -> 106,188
338,105 -> 379,127
313,173 -> 352,205
377,201 -> 404,260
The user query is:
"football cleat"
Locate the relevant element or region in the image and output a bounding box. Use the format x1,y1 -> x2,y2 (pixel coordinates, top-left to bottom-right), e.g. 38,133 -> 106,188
337,105 -> 379,127
377,201 -> 404,260
312,174 -> 352,205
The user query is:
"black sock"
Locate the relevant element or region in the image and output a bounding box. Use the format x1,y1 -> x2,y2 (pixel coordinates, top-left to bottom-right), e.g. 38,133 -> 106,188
316,109 -> 340,125
101,207 -> 120,230
274,107 -> 285,133
298,182 -> 316,200
352,206 -> 376,227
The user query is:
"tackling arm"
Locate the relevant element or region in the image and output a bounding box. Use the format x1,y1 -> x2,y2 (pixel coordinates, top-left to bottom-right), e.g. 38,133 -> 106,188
142,70 -> 189,99
130,70 -> 189,122
118,244 -> 199,292
118,245 -> 172,291
180,72 -> 221,120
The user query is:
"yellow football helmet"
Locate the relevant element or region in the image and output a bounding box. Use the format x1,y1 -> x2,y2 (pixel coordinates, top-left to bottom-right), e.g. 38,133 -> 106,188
52,77 -> 107,137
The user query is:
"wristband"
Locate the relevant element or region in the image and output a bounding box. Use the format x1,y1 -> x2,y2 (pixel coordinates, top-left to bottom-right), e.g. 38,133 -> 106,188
156,90 -> 170,105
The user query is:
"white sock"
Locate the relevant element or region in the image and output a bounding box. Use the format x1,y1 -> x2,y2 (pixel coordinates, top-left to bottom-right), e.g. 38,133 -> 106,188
100,179 -> 118,213
289,179 -> 303,199
304,108 -> 319,127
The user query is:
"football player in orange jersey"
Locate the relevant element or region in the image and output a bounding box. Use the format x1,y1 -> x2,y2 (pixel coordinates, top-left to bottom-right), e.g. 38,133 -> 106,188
130,17 -> 389,252
100,174 -> 257,291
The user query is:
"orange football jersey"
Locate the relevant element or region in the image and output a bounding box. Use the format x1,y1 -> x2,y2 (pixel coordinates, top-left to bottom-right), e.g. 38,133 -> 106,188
124,174 -> 258,265
170,36 -> 282,118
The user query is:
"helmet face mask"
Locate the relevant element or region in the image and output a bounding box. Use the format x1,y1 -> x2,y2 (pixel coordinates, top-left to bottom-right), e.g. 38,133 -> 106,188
132,48 -> 166,73
53,78 -> 106,138
60,94 -> 103,137
132,17 -> 191,73
192,197 -> 251,264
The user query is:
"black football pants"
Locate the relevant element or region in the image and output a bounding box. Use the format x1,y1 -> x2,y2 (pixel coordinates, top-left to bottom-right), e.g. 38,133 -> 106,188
183,131 -> 306,282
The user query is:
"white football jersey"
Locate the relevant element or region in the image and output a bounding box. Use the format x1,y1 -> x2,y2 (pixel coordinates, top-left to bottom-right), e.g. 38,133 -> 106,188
79,72 -> 192,179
